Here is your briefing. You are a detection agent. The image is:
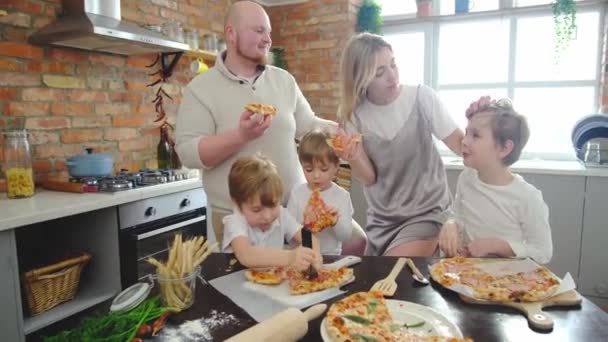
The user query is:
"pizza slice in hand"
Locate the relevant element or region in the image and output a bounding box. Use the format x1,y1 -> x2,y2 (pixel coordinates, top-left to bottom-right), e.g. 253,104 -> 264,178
304,188 -> 339,233
245,103 -> 277,117
326,130 -> 362,152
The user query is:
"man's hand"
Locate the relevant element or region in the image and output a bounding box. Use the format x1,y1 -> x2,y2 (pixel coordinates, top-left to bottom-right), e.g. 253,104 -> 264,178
238,110 -> 272,142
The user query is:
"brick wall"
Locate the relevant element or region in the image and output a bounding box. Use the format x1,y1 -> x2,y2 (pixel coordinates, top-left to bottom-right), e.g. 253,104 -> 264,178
267,0 -> 360,121
0,0 -> 228,181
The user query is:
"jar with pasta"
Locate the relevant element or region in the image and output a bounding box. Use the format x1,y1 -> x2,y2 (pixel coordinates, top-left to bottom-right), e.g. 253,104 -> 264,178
2,130 -> 35,198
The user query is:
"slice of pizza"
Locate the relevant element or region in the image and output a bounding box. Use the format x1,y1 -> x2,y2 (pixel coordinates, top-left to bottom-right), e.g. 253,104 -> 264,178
326,291 -> 474,342
245,103 -> 277,117
327,131 -> 362,151
305,188 -> 338,233
244,267 -> 286,285
288,266 -> 353,295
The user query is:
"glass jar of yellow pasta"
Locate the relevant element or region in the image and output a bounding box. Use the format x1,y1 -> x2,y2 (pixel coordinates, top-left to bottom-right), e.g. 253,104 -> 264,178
2,130 -> 35,198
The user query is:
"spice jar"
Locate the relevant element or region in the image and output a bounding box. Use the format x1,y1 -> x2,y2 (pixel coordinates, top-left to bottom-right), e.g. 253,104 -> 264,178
2,130 -> 35,198
184,28 -> 199,50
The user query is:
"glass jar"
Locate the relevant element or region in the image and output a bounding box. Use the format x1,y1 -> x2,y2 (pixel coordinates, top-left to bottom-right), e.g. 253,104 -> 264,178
184,28 -> 199,50
2,130 -> 35,198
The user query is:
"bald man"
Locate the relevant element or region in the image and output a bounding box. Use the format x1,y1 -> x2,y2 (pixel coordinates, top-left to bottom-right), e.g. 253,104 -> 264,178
175,1 -> 337,246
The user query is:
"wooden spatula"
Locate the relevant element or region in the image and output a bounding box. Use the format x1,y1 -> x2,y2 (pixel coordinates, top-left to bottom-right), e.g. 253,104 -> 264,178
370,257 -> 406,296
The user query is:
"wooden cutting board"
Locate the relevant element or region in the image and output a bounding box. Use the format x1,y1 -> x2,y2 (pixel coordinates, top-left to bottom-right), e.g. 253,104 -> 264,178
460,289 -> 582,330
41,180 -> 88,193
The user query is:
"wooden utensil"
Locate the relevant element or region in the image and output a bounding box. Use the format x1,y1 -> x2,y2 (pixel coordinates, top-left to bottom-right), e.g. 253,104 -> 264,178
370,257 -> 406,296
225,303 -> 327,342
460,289 -> 582,330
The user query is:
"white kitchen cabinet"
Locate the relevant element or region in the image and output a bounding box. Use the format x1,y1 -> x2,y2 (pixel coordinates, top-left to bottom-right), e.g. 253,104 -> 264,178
446,170 -> 585,280
579,176 -> 608,300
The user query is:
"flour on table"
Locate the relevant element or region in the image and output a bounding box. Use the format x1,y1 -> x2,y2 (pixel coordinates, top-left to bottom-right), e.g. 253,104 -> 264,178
157,310 -> 240,341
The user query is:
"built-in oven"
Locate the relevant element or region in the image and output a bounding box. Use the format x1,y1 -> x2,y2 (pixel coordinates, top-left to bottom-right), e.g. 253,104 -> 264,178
118,188 -> 207,288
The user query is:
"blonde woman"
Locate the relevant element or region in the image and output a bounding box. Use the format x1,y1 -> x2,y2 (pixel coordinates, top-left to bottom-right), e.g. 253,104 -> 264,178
335,33 -> 463,257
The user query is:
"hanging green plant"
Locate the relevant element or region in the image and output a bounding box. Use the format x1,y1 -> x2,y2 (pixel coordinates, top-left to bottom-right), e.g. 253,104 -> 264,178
552,0 -> 577,58
356,0 -> 383,35
270,47 -> 288,71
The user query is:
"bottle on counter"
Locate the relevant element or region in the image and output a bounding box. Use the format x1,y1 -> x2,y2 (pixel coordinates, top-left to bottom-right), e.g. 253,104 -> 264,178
2,129 -> 35,198
157,125 -> 173,170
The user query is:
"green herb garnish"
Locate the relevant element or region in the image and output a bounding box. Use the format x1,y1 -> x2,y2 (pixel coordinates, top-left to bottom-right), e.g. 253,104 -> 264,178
403,320 -> 426,328
352,333 -> 379,342
366,299 -> 379,314
389,323 -> 402,332
343,314 -> 372,325
42,296 -> 175,342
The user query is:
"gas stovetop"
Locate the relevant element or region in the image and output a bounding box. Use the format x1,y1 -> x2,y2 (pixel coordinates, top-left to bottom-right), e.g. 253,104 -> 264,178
70,169 -> 192,192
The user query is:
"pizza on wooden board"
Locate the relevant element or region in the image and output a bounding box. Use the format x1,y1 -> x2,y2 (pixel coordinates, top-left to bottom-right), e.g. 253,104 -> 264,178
305,188 -> 338,233
245,103 -> 277,116
430,256 -> 561,302
244,266 -> 353,295
325,291 -> 473,342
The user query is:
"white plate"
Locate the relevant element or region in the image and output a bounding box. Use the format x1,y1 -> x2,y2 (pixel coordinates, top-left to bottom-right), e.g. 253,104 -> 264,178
320,299 -> 463,341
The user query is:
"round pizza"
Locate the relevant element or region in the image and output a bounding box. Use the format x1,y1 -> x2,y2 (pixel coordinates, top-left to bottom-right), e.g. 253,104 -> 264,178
244,267 -> 285,285
325,291 -> 473,342
245,103 -> 277,116
245,266 -> 353,295
430,257 -> 561,302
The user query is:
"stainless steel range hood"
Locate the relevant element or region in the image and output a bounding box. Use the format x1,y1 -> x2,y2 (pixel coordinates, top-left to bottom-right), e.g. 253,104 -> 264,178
29,0 -> 189,55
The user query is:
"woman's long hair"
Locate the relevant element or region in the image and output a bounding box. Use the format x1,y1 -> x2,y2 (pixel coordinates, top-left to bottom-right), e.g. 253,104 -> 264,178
337,33 -> 393,124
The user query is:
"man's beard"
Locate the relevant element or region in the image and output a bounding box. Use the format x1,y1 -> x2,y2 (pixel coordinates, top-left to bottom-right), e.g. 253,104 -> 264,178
236,37 -> 268,65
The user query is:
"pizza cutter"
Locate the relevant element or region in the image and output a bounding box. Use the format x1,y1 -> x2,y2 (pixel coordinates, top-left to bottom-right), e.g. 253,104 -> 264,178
301,226 -> 318,280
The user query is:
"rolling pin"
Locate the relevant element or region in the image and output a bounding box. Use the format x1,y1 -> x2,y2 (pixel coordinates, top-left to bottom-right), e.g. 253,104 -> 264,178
225,304 -> 327,342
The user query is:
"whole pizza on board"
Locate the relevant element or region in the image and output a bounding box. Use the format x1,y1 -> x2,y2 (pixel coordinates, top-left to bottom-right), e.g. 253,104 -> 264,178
244,265 -> 353,295
325,291 -> 473,342
430,256 -> 561,302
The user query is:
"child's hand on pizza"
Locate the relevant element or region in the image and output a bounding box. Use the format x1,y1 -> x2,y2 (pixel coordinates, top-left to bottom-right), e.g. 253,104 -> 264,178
438,219 -> 461,257
288,246 -> 316,270
238,110 -> 272,142
313,251 -> 323,270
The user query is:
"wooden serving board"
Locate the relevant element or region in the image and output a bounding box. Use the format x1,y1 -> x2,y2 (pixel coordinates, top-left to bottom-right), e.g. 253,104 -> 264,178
459,289 -> 582,330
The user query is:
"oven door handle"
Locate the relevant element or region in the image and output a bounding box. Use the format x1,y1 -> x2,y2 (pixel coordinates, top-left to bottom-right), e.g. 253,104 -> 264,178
136,215 -> 206,240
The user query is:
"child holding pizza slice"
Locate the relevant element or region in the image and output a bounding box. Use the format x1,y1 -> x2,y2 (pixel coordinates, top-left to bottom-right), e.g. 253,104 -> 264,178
221,154 -> 322,271
438,96 -> 553,264
287,131 -> 355,255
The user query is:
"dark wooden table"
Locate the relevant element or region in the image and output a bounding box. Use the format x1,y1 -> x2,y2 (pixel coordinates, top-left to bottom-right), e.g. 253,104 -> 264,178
31,253 -> 608,341
192,253 -> 608,341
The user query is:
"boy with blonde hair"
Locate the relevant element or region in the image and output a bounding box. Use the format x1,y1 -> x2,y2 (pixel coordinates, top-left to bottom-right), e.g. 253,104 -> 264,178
439,96 -> 553,264
288,131 -> 354,255
222,154 -> 321,270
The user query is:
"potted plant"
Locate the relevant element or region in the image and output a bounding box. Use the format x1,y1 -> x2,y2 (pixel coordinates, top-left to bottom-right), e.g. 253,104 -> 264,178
270,47 -> 288,70
356,0 -> 382,34
552,0 -> 577,57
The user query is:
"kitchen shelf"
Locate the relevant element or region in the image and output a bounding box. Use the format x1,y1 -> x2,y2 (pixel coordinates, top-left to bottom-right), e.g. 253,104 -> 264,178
184,49 -> 217,61
23,286 -> 116,334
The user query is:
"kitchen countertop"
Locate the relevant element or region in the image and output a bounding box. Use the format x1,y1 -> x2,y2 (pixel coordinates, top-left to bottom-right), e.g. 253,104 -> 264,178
443,157 -> 608,177
0,178 -> 203,231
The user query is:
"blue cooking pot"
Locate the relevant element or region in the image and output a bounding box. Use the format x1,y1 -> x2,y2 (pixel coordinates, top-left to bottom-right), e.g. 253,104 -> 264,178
66,148 -> 114,177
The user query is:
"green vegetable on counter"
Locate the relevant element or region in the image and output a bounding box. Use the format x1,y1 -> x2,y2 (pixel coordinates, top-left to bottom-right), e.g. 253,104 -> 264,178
42,296 -> 175,342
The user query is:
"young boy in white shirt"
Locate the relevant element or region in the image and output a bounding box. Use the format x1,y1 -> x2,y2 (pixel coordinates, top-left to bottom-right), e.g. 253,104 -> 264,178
438,97 -> 553,264
287,131 -> 354,255
222,154 -> 322,271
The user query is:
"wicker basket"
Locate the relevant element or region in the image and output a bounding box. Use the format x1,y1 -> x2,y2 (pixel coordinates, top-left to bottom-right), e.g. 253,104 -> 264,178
22,252 -> 92,315
334,163 -> 352,192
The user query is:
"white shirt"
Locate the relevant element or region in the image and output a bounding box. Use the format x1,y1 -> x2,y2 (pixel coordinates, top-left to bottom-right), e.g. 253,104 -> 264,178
454,167 -> 553,264
221,206 -> 300,253
354,84 -> 457,140
287,183 -> 353,255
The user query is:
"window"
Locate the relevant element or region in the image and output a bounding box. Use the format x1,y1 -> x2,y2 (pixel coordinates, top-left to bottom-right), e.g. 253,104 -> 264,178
383,2 -> 604,160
